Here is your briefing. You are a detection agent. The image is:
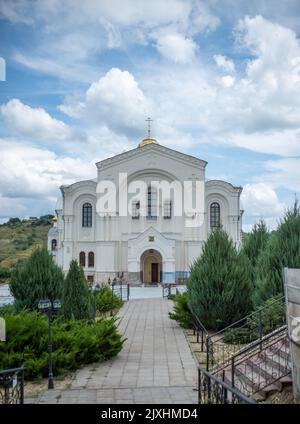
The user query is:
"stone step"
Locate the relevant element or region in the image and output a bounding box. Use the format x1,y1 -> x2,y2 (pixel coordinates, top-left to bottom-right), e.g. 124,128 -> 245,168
246,359 -> 283,392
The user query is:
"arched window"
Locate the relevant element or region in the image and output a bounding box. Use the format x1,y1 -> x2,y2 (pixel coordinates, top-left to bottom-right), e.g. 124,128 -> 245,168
132,200 -> 140,219
51,239 -> 57,251
82,203 -> 92,227
88,252 -> 94,268
163,200 -> 172,219
210,202 -> 220,228
147,184 -> 157,219
79,251 -> 86,267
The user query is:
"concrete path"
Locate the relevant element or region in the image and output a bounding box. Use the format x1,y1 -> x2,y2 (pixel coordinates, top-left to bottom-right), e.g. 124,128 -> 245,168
35,299 -> 198,404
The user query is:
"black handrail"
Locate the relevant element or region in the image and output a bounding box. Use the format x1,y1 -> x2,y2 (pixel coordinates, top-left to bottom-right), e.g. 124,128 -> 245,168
229,325 -> 290,396
191,313 -> 209,352
206,295 -> 286,371
198,367 -> 256,404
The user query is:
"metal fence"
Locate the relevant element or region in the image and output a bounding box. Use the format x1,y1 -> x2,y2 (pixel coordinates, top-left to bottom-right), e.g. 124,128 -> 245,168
0,367 -> 24,404
112,283 -> 130,301
198,367 -> 255,404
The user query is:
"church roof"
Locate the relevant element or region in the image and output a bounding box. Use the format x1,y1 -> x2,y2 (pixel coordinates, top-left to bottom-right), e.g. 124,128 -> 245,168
96,142 -> 207,170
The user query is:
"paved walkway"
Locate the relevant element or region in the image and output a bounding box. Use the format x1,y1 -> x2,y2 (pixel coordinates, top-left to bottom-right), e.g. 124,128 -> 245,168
34,299 -> 198,404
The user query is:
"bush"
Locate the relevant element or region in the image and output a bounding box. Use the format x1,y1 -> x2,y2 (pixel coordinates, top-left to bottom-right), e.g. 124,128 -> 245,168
0,267 -> 12,279
169,292 -> 192,328
187,228 -> 253,330
0,304 -> 16,317
62,260 -> 94,320
9,248 -> 64,312
96,286 -> 123,313
254,202 -> 300,305
0,311 -> 124,380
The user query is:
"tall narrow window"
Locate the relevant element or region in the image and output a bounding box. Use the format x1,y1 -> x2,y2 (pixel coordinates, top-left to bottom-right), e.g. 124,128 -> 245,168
82,203 -> 92,227
210,202 -> 220,228
163,200 -> 172,219
147,184 -> 157,219
51,239 -> 57,251
79,251 -> 86,267
132,200 -> 140,219
88,252 -> 94,268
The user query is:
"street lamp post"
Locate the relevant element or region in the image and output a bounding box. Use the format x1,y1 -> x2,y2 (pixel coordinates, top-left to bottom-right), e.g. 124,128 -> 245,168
38,298 -> 61,390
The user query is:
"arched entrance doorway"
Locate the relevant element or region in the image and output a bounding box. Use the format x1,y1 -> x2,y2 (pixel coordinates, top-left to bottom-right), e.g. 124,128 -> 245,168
140,249 -> 162,284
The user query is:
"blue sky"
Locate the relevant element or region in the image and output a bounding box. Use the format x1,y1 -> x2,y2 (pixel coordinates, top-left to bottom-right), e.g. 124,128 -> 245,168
0,0 -> 300,230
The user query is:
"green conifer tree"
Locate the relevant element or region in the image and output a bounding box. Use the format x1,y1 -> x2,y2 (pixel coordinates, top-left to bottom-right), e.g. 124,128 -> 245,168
187,228 -> 253,330
62,260 -> 94,320
254,202 -> 300,305
240,220 -> 269,285
9,248 -> 63,311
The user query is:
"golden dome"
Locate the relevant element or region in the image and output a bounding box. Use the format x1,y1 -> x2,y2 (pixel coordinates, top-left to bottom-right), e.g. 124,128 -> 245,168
52,216 -> 58,223
138,137 -> 159,148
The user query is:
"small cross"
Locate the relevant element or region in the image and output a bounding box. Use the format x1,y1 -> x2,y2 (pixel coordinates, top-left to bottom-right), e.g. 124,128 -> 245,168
146,117 -> 153,138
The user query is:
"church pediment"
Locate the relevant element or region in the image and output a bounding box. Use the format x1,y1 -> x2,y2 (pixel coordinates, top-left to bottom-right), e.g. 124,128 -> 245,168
128,226 -> 175,261
96,143 -> 207,171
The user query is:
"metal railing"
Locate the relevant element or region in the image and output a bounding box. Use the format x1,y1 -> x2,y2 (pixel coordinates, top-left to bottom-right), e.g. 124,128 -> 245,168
191,313 -> 209,353
228,325 -> 291,397
198,367 -> 256,404
0,367 -> 24,404
112,282 -> 130,301
206,296 -> 286,371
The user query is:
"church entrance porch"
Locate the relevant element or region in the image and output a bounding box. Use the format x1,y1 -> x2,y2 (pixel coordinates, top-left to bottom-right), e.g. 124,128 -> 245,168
140,249 -> 162,285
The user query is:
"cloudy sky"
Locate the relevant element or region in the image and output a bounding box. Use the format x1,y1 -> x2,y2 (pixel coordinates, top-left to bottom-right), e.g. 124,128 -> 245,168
0,0 -> 300,230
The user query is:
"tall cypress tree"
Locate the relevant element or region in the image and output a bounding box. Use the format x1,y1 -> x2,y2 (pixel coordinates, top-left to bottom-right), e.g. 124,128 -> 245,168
187,228 -> 253,330
240,220 -> 269,285
62,260 -> 94,320
254,202 -> 300,305
9,248 -> 63,312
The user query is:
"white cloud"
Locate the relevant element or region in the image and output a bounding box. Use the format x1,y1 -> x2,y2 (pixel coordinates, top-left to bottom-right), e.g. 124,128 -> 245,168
0,139 -> 95,201
226,130 -> 300,157
0,99 -> 73,141
214,54 -> 235,73
60,68 -> 153,136
220,75 -> 235,87
260,158 -> 300,192
241,182 -> 285,229
155,33 -> 197,63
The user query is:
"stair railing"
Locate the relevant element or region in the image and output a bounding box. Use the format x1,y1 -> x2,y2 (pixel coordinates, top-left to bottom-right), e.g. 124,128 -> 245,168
198,367 -> 256,404
229,325 -> 290,397
191,313 -> 209,353
206,295 -> 286,372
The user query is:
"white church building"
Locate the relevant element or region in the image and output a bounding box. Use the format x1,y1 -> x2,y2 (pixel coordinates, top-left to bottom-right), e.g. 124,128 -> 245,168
48,132 -> 243,285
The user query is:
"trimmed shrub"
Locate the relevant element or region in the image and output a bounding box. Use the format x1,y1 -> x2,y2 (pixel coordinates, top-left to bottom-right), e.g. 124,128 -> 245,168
9,248 -> 64,312
187,228 -> 253,330
0,311 -> 124,380
96,286 -> 123,314
169,292 -> 192,328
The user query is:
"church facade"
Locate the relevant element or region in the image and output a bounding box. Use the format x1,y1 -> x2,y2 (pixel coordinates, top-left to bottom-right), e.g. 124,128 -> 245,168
48,136 -> 243,285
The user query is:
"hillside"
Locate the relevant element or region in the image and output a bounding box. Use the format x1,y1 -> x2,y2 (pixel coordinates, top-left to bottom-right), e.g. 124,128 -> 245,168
0,216 -> 53,273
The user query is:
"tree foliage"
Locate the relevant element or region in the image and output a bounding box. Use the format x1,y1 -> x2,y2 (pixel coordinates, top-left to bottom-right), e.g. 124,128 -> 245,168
241,220 -> 269,285
254,202 -> 300,305
62,260 -> 94,320
9,248 -> 63,312
187,228 -> 253,330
